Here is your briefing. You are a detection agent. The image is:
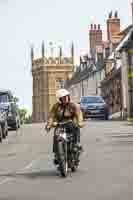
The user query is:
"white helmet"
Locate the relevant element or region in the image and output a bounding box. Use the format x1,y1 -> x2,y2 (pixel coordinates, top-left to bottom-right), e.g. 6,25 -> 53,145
56,89 -> 70,100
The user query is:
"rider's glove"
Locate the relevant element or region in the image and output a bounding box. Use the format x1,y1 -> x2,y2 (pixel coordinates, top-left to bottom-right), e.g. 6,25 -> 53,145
72,121 -> 80,128
45,125 -> 51,133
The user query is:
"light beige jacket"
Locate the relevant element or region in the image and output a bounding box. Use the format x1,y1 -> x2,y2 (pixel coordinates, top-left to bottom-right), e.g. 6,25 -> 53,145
47,102 -> 84,128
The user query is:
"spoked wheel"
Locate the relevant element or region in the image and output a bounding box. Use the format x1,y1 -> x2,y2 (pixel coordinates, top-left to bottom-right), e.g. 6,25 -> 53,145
60,159 -> 68,177
0,126 -> 2,143
57,141 -> 68,177
2,121 -> 8,139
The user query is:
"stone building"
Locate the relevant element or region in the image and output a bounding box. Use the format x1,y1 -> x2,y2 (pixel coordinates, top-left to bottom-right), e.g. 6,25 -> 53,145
101,25 -> 133,120
101,11 -> 133,118
65,23 -> 105,102
31,42 -> 74,123
100,11 -> 122,115
65,11 -> 129,119
65,57 -> 98,103
89,24 -> 103,60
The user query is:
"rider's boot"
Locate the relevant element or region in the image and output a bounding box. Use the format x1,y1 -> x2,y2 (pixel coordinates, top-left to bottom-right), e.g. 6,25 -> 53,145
74,143 -> 84,153
53,154 -> 59,165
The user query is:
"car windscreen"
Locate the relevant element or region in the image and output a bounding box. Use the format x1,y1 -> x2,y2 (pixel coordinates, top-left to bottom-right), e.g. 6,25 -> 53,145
80,96 -> 104,104
0,93 -> 8,103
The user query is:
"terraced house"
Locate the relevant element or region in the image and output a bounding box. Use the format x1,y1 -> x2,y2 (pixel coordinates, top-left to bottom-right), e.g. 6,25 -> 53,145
101,24 -> 133,120
65,17 -> 108,103
65,10 -> 133,120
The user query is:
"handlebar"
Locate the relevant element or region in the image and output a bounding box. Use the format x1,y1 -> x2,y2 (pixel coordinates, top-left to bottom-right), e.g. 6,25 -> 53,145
53,120 -> 72,127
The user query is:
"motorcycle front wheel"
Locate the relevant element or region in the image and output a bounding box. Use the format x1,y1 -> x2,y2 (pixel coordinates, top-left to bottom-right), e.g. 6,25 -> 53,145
57,141 -> 68,177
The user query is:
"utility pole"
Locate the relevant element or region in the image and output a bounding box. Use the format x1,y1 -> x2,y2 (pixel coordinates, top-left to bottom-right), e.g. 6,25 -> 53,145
127,47 -> 133,121
127,1 -> 133,121
81,80 -> 84,96
95,70 -> 98,95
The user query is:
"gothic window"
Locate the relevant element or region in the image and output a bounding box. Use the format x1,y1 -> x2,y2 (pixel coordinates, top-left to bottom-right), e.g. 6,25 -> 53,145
55,78 -> 64,89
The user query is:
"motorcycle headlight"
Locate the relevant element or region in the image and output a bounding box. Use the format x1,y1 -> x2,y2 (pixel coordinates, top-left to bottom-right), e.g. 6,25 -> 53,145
8,111 -> 12,117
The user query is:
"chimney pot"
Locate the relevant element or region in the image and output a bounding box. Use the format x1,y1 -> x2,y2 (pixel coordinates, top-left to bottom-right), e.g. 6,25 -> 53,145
114,11 -> 118,18
98,24 -> 100,30
109,11 -> 112,18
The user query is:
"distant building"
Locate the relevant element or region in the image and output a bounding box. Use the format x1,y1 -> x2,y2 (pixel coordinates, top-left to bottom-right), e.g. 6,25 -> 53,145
101,10 -> 133,118
31,42 -> 74,122
65,10 -> 131,119
65,23 -> 105,101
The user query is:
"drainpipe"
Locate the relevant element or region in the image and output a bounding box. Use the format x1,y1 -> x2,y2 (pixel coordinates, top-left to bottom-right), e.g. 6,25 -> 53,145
81,80 -> 84,96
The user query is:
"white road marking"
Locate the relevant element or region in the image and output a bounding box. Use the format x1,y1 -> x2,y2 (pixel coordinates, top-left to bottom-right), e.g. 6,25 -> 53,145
19,155 -> 52,172
22,159 -> 39,170
0,159 -> 40,185
0,178 -> 11,185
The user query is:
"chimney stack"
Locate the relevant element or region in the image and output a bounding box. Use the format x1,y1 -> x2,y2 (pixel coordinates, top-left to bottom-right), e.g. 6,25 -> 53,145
107,11 -> 120,41
98,24 -> 100,30
89,23 -> 103,59
91,24 -> 93,30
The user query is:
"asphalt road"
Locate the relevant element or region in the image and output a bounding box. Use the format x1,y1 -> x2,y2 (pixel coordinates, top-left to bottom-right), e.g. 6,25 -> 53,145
0,120 -> 133,199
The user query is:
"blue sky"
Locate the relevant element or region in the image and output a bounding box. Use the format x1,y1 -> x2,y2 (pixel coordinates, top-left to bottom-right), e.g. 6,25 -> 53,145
1,0 -> 132,114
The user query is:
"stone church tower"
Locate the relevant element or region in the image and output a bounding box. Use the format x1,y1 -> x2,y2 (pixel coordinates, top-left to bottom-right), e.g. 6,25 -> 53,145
31,42 -> 74,123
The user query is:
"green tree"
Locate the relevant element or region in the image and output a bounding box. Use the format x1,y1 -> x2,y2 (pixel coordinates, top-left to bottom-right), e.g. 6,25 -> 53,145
12,96 -> 29,124
18,108 -> 28,124
13,96 -> 19,103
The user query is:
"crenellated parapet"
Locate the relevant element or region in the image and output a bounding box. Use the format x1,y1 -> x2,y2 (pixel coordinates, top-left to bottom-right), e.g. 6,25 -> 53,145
31,41 -> 74,71
33,56 -> 73,65
31,42 -> 74,122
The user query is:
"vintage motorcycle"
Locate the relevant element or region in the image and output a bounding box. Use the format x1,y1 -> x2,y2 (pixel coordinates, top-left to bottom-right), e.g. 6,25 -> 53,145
53,120 -> 81,177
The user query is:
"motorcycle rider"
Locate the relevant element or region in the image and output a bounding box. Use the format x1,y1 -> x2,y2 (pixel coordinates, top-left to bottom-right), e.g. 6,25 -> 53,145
45,88 -> 84,164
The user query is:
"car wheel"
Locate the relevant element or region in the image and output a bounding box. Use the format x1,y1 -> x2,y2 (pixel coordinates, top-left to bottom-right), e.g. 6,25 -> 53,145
2,121 -> 8,138
5,121 -> 8,136
0,125 -> 2,143
104,113 -> 109,120
18,120 -> 20,128
13,120 -> 19,130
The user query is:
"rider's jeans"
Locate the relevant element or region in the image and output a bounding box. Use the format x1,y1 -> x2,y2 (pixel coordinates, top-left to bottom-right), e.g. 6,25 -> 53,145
53,123 -> 80,153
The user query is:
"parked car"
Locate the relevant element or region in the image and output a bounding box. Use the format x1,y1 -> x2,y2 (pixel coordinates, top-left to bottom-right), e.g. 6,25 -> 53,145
0,124 -> 2,142
0,90 -> 20,130
0,107 -> 8,142
80,95 -> 109,120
